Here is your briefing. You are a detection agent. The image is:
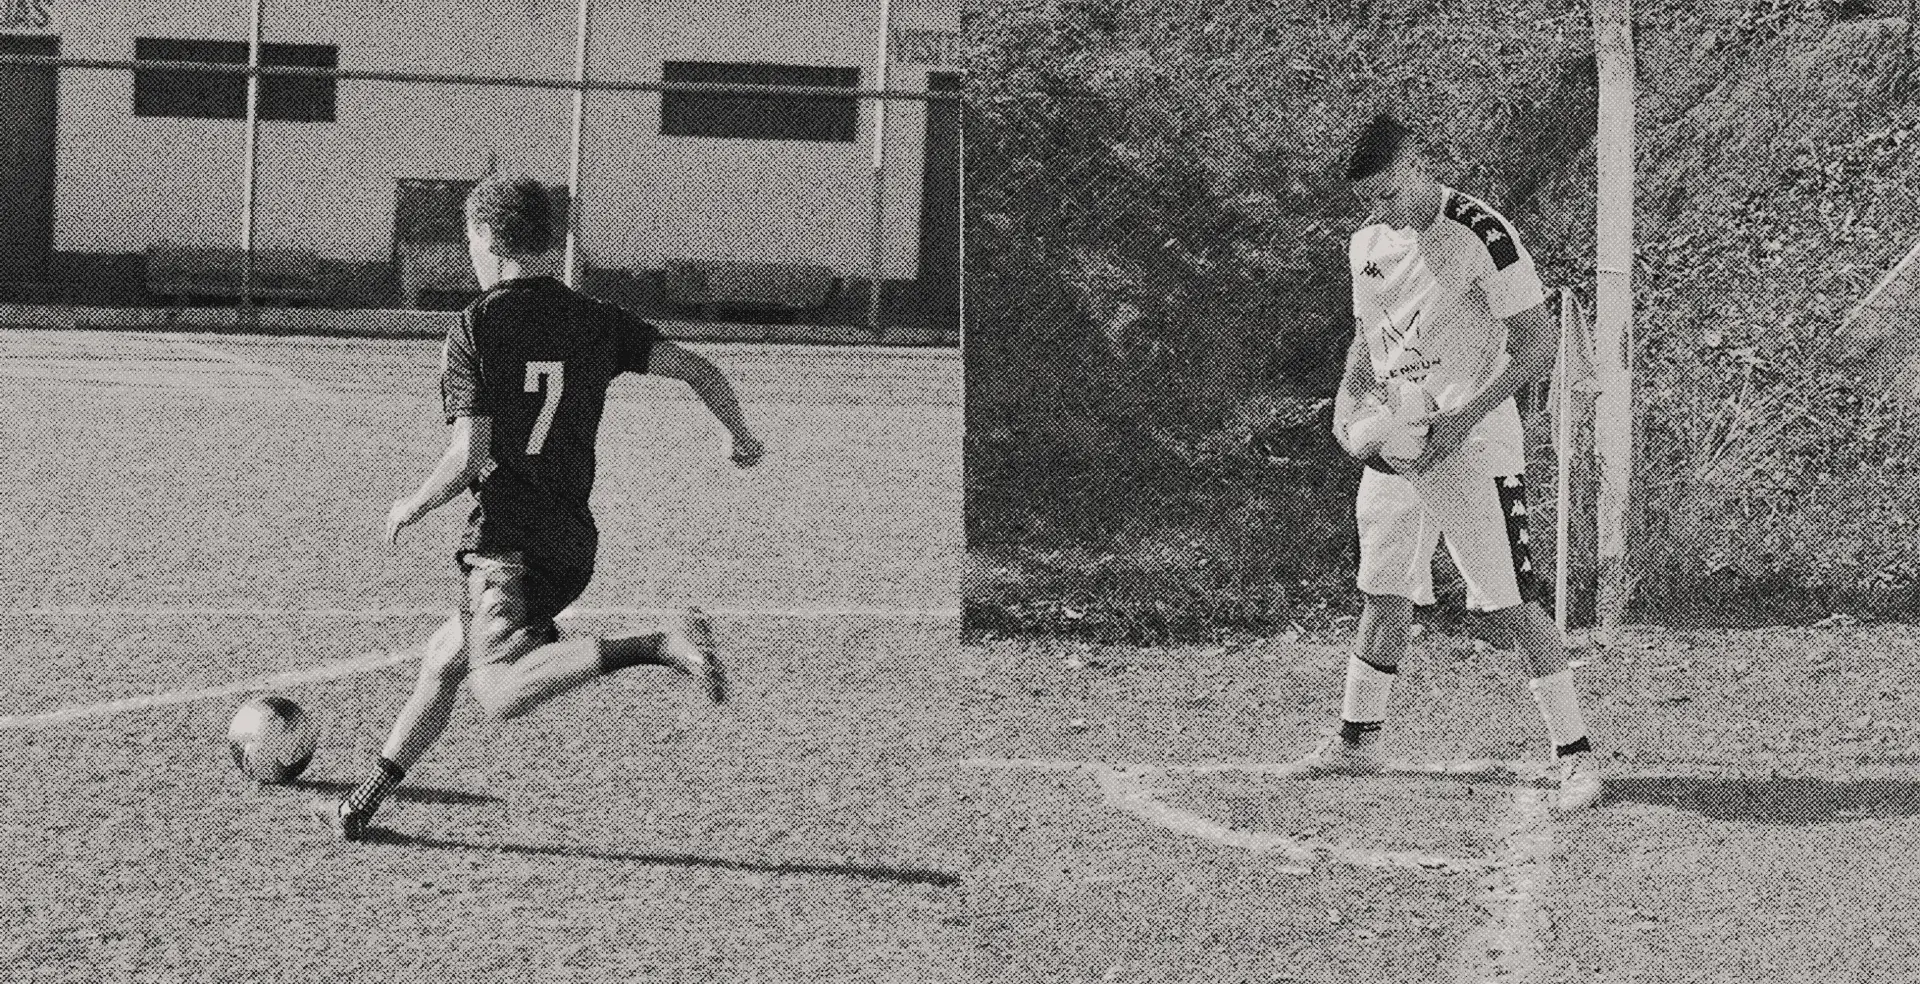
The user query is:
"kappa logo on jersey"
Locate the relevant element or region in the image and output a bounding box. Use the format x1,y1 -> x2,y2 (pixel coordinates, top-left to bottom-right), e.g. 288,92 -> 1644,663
1444,193 -> 1522,271
1362,261 -> 1385,279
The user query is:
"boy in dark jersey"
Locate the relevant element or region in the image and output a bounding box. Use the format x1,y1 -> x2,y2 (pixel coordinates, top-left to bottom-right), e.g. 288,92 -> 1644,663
312,176 -> 764,840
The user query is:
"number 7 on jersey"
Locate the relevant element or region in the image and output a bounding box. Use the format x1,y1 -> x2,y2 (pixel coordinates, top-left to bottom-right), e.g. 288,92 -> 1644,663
524,361 -> 564,455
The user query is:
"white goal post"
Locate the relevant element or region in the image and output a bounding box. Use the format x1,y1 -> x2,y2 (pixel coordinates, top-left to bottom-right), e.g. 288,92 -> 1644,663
1591,0 -> 1636,639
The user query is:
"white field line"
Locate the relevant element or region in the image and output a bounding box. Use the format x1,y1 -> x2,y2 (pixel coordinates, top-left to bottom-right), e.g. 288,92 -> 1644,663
13,605 -> 960,621
0,647 -> 418,731
1450,785 -> 1555,984
1092,766 -> 1314,875
158,333 -> 339,403
960,756 -> 1557,972
954,757 -> 1516,876
1092,766 -> 1498,875
0,605 -> 953,730
956,756 -> 1550,781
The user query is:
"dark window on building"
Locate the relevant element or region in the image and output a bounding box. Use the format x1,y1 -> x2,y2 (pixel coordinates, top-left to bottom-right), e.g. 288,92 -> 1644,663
134,38 -> 337,122
258,43 -> 337,122
134,38 -> 244,119
661,62 -> 859,143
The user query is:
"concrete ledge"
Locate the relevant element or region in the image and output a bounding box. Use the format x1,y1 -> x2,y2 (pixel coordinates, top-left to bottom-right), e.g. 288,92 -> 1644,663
0,303 -> 958,347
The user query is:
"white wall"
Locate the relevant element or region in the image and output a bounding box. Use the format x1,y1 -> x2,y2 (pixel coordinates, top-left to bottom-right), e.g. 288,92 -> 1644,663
43,0 -> 958,277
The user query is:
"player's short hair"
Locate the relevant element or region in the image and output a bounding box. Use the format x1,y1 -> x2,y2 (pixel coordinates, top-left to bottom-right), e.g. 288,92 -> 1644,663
465,175 -> 556,256
1345,114 -> 1416,181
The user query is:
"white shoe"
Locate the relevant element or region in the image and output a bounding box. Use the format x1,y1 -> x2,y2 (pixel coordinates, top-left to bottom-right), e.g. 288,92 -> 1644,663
1555,751 -> 1606,812
1295,733 -> 1384,775
663,607 -> 728,704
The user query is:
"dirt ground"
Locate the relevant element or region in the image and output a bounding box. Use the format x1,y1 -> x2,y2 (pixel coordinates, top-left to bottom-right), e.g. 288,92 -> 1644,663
955,623 -> 1920,983
10,328 -> 1920,982
0,329 -> 969,983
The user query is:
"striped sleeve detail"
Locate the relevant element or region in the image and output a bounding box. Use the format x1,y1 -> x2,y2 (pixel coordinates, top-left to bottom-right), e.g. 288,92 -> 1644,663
1444,192 -> 1523,271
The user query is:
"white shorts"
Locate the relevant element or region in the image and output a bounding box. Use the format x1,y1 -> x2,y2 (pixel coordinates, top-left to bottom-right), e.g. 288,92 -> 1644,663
1355,462 -> 1537,612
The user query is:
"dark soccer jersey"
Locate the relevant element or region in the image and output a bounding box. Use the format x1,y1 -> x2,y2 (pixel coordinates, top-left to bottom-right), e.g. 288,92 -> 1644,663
440,276 -> 660,573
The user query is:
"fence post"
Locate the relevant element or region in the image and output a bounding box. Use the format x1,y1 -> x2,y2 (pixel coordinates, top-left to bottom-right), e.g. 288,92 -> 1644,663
563,0 -> 592,289
865,0 -> 894,337
240,0 -> 263,327
955,79 -> 966,346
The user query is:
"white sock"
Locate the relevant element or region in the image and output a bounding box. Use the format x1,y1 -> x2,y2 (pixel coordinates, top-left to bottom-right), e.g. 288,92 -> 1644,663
1340,654 -> 1396,727
1527,670 -> 1588,753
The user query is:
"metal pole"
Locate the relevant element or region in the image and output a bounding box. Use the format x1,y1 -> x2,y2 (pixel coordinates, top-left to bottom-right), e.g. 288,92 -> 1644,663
865,0 -> 893,337
954,78 -> 965,348
240,0 -> 263,326
1592,0 -> 1636,639
562,0 -> 591,288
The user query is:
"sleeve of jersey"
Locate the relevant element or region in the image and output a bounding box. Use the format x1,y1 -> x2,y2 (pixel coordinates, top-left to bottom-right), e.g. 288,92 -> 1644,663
439,310 -> 493,423
616,308 -> 664,375
1348,234 -> 1369,321
1478,232 -> 1548,320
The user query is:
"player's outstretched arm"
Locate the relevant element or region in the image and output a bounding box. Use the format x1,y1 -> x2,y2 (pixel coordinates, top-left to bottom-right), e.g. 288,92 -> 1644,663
386,415 -> 493,543
646,341 -> 764,467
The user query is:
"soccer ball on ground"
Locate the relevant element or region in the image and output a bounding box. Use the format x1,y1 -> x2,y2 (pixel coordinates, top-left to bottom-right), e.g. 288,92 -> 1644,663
227,695 -> 318,785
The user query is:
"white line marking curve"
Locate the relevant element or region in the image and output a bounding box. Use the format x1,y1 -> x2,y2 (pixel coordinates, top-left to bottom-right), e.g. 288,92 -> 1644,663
954,757 -> 1512,876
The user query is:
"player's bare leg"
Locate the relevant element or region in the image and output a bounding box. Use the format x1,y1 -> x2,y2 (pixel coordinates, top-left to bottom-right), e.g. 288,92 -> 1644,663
312,614 -> 466,840
467,608 -> 727,722
382,614 -> 469,768
1299,591 -> 1413,773
1487,600 -> 1604,811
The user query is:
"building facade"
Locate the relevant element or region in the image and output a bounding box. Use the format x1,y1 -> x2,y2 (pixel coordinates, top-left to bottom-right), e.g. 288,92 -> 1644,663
0,0 -> 958,325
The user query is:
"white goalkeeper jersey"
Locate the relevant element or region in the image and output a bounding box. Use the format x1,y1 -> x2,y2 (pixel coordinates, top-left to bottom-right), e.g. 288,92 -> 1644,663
1349,187 -> 1548,477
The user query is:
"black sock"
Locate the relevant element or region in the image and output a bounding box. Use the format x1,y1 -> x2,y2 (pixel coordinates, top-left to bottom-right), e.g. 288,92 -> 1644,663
1338,719 -> 1383,744
599,633 -> 665,673
1556,737 -> 1593,757
343,756 -> 406,818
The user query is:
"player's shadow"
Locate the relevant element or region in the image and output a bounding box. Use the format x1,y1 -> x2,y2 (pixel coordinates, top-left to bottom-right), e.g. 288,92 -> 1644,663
1606,773 -> 1920,824
360,829 -> 962,888
291,778 -> 500,807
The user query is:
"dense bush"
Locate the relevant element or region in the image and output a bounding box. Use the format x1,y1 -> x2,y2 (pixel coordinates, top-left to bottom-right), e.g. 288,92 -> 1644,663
1631,10 -> 1920,620
966,0 -> 1920,638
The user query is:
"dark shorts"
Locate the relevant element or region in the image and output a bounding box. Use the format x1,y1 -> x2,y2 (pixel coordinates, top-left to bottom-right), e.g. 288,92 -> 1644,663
459,550 -> 593,669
